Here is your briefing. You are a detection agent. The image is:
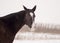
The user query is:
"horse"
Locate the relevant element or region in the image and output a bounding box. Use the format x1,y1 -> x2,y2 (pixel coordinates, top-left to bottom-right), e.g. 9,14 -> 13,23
0,5 -> 36,43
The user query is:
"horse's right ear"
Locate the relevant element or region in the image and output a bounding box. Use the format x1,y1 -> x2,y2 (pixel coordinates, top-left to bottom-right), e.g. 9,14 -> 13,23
23,5 -> 28,10
32,5 -> 36,12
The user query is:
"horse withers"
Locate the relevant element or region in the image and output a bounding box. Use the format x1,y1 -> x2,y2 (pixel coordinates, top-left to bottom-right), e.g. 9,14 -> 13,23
0,5 -> 36,43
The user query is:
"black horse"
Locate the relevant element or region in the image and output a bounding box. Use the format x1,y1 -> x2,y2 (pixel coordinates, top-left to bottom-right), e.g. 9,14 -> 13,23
0,5 -> 36,43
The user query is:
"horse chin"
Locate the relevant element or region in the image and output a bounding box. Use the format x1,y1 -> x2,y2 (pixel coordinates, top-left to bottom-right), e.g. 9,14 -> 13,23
26,23 -> 32,28
27,25 -> 32,28
29,26 -> 32,28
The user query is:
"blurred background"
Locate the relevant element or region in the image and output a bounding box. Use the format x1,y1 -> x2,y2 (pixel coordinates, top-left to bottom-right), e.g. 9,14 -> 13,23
0,0 -> 60,43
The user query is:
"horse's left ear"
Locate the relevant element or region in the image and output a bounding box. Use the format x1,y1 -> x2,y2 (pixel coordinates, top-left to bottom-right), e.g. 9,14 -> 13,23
32,5 -> 36,12
23,5 -> 28,10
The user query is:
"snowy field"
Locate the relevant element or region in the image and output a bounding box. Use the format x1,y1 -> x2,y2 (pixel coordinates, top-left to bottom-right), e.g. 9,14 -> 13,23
14,24 -> 60,40
13,24 -> 60,43
13,40 -> 60,43
15,32 -> 60,40
13,32 -> 60,43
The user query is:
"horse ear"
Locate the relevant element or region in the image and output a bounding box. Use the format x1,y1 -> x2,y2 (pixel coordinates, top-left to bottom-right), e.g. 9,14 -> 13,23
32,5 -> 36,12
23,5 -> 28,10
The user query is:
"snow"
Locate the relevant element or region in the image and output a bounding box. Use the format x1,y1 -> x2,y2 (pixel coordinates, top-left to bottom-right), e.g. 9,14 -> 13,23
13,40 -> 60,43
15,32 -> 60,40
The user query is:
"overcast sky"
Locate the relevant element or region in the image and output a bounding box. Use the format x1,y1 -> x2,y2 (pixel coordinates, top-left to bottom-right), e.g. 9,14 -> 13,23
0,0 -> 60,25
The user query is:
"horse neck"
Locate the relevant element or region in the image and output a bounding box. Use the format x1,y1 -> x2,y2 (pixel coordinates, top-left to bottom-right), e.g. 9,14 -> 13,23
1,11 -> 26,35
14,11 -> 26,34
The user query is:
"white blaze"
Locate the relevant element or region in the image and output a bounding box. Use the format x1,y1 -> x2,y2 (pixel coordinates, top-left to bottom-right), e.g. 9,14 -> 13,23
30,12 -> 35,32
30,12 -> 33,18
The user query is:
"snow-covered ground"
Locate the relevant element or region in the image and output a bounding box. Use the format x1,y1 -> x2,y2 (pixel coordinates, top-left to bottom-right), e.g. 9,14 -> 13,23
13,24 -> 60,43
13,40 -> 60,43
15,32 -> 60,40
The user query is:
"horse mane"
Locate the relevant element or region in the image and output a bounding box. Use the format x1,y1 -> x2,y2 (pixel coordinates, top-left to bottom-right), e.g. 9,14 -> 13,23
0,10 -> 25,19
